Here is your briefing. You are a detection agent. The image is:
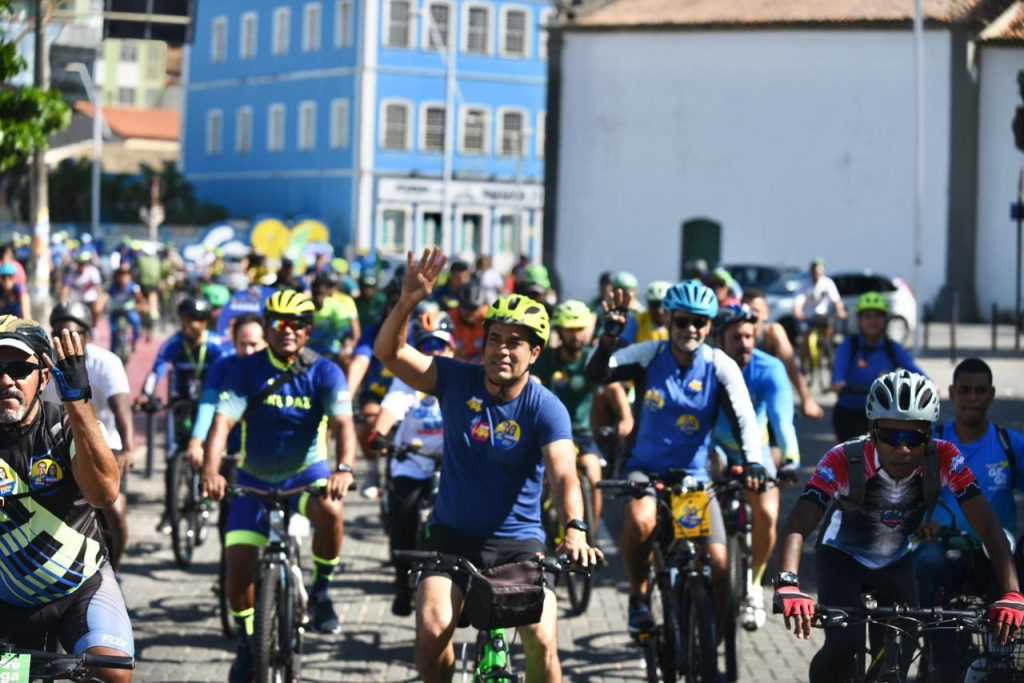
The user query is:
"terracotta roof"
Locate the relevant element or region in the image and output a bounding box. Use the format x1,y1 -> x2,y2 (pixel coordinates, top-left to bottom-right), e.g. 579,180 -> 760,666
979,1 -> 1024,40
72,101 -> 180,142
568,0 -> 1011,29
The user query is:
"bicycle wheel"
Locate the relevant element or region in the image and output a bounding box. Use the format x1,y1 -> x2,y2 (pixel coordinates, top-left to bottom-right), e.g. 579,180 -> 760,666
680,576 -> 718,683
218,550 -> 236,639
724,533 -> 745,681
279,565 -> 300,683
652,567 -> 678,683
168,454 -> 197,568
565,476 -> 595,616
254,563 -> 285,683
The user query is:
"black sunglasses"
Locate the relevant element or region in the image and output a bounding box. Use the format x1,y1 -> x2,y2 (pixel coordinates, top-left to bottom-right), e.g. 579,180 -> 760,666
874,427 -> 929,449
0,360 -> 39,381
672,315 -> 710,330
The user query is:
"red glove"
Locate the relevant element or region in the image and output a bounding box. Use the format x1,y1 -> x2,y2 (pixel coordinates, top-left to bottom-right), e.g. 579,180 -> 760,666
989,591 -> 1024,630
773,585 -> 816,620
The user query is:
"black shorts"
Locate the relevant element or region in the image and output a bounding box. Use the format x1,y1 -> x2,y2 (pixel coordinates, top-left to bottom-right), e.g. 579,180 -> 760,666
423,525 -> 553,595
0,564 -> 133,656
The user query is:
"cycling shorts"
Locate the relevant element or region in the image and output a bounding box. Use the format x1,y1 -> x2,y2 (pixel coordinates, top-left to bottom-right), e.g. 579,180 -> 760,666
422,524 -> 556,596
573,434 -> 600,457
625,471 -> 727,545
225,460 -> 331,548
0,563 -> 133,656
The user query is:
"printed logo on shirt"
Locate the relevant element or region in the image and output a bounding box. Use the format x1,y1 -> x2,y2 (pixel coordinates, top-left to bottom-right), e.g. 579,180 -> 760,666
29,456 -> 63,489
0,462 -> 16,496
950,454 -> 967,475
466,397 -> 484,413
677,414 -> 700,435
263,394 -> 313,410
494,420 -> 522,450
988,460 -> 1010,487
644,389 -> 665,411
687,379 -> 704,393
470,416 -> 490,443
818,465 -> 837,485
880,508 -> 904,529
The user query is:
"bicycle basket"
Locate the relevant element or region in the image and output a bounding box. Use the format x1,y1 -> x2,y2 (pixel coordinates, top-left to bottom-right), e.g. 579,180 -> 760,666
964,633 -> 1024,682
464,561 -> 546,630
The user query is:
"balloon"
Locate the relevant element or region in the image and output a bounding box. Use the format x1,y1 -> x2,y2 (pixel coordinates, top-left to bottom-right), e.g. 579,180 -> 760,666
250,218 -> 291,258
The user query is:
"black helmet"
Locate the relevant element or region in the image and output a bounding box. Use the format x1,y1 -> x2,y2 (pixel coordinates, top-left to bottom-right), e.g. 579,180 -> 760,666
0,315 -> 53,363
178,297 -> 212,321
410,301 -> 454,348
458,282 -> 487,312
312,271 -> 340,291
384,267 -> 405,302
50,302 -> 94,331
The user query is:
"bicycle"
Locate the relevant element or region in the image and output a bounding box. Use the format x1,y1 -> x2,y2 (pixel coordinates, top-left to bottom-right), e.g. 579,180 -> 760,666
109,307 -> 136,368
0,640 -> 134,682
801,315 -> 835,392
393,550 -> 591,683
166,397 -> 212,569
215,453 -> 240,640
541,452 -> 597,617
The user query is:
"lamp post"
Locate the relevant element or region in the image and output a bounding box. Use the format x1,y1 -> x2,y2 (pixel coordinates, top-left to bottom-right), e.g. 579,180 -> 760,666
66,62 -> 102,239
419,5 -> 457,253
911,0 -> 925,351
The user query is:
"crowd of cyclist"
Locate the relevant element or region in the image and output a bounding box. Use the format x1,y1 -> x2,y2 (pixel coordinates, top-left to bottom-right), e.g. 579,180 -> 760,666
0,232 -> 1022,682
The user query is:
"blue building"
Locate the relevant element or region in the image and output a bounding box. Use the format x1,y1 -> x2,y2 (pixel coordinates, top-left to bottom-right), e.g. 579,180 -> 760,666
183,0 -> 550,271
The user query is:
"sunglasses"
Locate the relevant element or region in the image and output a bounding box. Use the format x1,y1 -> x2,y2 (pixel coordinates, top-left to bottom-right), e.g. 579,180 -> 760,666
672,316 -> 710,330
875,427 -> 929,449
416,338 -> 452,354
0,361 -> 38,380
267,317 -> 311,333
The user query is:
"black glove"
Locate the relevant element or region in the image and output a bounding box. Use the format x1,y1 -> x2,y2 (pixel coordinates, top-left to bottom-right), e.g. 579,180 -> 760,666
744,463 -> 768,492
779,460 -> 800,485
50,353 -> 92,402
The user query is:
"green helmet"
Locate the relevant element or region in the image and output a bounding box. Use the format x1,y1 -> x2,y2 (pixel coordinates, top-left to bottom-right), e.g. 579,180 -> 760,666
612,271 -> 638,290
202,283 -> 231,308
856,291 -> 889,315
485,295 -> 550,346
521,264 -> 551,291
645,280 -> 672,303
552,299 -> 593,329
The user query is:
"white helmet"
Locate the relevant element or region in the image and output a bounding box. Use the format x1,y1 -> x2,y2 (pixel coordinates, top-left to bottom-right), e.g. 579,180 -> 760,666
865,369 -> 940,423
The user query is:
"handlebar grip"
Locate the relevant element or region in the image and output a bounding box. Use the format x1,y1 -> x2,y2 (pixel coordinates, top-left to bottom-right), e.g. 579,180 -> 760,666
393,550 -> 440,562
81,654 -> 135,670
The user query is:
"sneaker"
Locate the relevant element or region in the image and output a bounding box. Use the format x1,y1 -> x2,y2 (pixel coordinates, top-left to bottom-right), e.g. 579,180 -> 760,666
361,484 -> 380,501
228,639 -> 253,683
740,584 -> 767,632
310,590 -> 341,634
391,586 -> 413,617
628,595 -> 655,635
155,511 -> 171,535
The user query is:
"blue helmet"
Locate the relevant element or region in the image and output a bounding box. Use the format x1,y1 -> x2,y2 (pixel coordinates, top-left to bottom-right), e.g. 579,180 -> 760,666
714,303 -> 757,334
663,280 -> 719,318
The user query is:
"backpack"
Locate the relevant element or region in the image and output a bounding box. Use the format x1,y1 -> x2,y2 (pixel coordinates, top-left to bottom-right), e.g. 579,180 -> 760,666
835,437 -> 941,532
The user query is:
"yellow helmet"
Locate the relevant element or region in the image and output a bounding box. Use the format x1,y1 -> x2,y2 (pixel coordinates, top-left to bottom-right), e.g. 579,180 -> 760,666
551,300 -> 593,330
266,289 -> 316,320
484,295 -> 550,346
856,291 -> 889,315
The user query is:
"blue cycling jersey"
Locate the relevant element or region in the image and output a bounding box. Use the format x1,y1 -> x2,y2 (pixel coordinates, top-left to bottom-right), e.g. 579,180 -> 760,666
216,286 -> 274,337
192,354 -> 241,454
144,331 -> 230,399
354,324 -> 395,402
714,349 -> 800,465
833,336 -> 925,410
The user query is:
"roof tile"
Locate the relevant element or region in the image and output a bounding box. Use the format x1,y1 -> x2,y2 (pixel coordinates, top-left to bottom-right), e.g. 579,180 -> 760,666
72,101 -> 180,142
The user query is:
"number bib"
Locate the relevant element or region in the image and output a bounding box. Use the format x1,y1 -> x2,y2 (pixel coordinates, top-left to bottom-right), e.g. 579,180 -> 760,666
671,490 -> 712,540
0,653 -> 30,683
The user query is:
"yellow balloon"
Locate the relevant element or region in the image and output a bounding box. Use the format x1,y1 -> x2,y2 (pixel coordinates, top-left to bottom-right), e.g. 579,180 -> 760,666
293,219 -> 329,244
250,218 -> 291,259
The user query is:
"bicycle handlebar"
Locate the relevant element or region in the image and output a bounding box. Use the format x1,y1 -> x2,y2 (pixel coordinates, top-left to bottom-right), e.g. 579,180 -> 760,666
597,471 -> 776,498
227,481 -> 355,503
392,550 -> 597,577
811,603 -> 989,632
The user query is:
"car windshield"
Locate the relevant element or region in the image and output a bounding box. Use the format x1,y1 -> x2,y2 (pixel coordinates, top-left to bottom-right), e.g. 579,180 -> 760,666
765,271 -> 809,295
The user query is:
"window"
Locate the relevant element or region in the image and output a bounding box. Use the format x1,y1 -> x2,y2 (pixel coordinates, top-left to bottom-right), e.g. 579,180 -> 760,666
422,105 -> 446,152
500,8 -> 528,58
335,0 -> 353,47
498,109 -> 525,157
538,9 -> 553,60
120,41 -> 138,62
330,99 -> 350,149
421,212 -> 443,248
460,107 -> 488,155
236,107 -> 253,153
497,213 -> 520,254
206,109 -> 223,155
303,3 -> 322,52
464,5 -> 490,55
211,16 -> 227,63
273,7 -> 291,55
268,104 -> 286,151
381,101 -> 411,150
385,0 -> 413,48
298,101 -> 317,151
240,12 -> 258,59
536,111 -> 545,159
380,209 -> 408,252
424,2 -> 451,51
118,87 -> 135,105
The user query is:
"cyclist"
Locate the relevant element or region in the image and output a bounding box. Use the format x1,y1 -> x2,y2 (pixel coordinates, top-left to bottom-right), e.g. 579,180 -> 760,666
63,252 -> 104,323
135,246 -> 162,340
914,358 -> 1024,682
309,271 -> 361,367
586,280 -> 765,637
107,265 -> 144,356
200,289 -> 357,682
533,300 -> 609,523
369,301 -> 454,617
793,258 -> 847,372
0,262 -> 29,318
451,281 -> 489,363
743,287 -> 824,420
713,304 -> 800,631
706,267 -> 742,307
356,270 -> 386,328
217,280 -> 272,338
635,280 -> 671,343
595,271 -> 641,343
201,282 -> 232,332
432,259 -> 471,310
138,298 -> 229,534
374,248 -> 602,683
774,370 -> 1024,682
831,292 -> 924,442
0,316 -> 133,682
44,303 -> 134,573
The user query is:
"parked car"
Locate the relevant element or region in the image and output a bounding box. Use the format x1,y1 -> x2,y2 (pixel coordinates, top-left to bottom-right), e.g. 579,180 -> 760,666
765,270 -> 917,345
721,264 -> 802,292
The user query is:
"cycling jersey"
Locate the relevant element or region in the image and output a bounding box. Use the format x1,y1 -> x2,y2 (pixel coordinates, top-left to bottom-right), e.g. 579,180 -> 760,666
380,378 -> 443,481
309,294 -> 359,357
833,337 -> 925,410
191,354 -> 242,454
635,310 -> 668,343
216,286 -> 273,337
431,357 -> 572,542
714,349 -> 799,466
0,286 -> 23,318
796,276 -> 842,320
68,265 -> 101,304
931,421 -> 1024,537
0,402 -> 106,607
107,283 -> 140,312
803,438 -> 980,569
143,331 -> 229,400
590,342 -> 761,480
353,324 -> 394,402
216,348 -> 352,482
531,347 -> 596,438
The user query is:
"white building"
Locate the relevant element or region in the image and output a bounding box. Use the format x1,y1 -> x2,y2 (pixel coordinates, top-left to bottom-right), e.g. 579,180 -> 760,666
546,0 -> 1024,319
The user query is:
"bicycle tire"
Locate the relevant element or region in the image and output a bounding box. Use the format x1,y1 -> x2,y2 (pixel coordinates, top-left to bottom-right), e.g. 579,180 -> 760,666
566,475 -> 595,616
218,550 -> 236,639
724,531 -> 743,681
168,454 -> 196,568
653,567 -> 678,683
280,566 -> 300,683
681,576 -> 719,683
145,409 -> 156,479
254,563 -> 284,683
642,639 -> 661,683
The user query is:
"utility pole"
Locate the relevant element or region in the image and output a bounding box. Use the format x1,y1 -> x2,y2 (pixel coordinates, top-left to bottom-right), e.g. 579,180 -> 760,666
30,0 -> 51,322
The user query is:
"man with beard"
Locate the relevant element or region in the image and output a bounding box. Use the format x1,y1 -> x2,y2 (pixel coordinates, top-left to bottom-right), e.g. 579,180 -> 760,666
0,316 -> 132,682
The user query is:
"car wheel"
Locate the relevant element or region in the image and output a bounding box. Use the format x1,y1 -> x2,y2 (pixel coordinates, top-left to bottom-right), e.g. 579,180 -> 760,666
887,315 -> 910,345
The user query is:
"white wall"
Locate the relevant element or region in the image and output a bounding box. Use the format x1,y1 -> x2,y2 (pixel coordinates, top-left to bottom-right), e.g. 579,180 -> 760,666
976,46 -> 1024,316
556,30 -> 952,303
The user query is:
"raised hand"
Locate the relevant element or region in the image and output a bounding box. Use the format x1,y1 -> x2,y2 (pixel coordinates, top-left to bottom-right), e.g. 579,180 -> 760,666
601,287 -> 632,338
45,329 -> 92,402
402,248 -> 448,305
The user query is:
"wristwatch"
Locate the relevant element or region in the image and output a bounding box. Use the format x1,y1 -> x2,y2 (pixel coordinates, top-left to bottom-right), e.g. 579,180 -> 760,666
774,571 -> 800,588
567,518 -> 589,534
335,463 -> 354,474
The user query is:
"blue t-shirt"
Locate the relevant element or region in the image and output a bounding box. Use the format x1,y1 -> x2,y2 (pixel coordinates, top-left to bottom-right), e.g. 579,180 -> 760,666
146,331 -> 230,399
217,348 -> 352,482
432,357 -> 572,542
714,349 -> 800,465
354,324 -> 395,401
833,335 -> 925,410
217,286 -> 275,336
192,354 -> 241,454
932,421 -> 1024,537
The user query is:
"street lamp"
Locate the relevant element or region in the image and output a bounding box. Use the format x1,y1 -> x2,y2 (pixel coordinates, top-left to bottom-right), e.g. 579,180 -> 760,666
65,62 -> 102,239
